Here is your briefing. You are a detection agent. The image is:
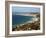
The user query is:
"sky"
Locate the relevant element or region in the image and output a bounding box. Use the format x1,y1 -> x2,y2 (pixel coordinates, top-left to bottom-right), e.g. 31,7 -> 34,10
12,6 -> 40,15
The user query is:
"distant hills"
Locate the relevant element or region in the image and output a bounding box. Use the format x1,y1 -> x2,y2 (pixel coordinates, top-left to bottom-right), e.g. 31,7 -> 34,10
12,12 -> 40,15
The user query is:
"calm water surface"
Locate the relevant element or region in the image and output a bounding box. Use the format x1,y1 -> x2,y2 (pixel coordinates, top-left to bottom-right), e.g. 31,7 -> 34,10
12,15 -> 34,28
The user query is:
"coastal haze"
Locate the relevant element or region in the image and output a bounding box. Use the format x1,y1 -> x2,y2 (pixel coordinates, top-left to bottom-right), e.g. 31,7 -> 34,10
12,6 -> 40,31
12,7 -> 40,15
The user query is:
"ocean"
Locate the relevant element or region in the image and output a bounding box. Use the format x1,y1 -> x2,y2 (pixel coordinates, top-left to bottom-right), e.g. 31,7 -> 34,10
12,15 -> 34,28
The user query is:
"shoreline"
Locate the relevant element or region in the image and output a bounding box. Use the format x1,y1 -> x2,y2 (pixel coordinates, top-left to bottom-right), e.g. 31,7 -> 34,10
12,14 -> 40,31
15,14 -> 38,17
12,20 -> 40,31
12,17 -> 38,28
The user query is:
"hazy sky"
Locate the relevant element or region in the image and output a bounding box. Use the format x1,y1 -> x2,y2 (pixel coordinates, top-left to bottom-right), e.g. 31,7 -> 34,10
12,6 -> 40,15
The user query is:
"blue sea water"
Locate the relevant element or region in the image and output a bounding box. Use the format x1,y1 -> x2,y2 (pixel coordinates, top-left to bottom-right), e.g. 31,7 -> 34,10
12,15 -> 34,28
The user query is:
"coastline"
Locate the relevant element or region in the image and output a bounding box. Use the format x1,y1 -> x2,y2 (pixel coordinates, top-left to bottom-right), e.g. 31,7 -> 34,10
15,13 -> 38,17
12,14 -> 40,31
12,17 -> 40,31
